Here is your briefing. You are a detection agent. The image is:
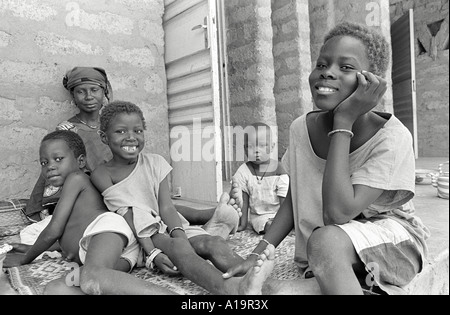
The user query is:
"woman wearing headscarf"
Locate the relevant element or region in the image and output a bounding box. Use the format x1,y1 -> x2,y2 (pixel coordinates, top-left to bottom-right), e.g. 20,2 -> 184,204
57,66 -> 113,171
24,67 -> 113,222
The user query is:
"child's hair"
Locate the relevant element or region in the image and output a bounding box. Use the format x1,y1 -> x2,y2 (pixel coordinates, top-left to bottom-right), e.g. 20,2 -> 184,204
244,122 -> 273,147
323,22 -> 391,77
100,101 -> 147,132
41,130 -> 86,158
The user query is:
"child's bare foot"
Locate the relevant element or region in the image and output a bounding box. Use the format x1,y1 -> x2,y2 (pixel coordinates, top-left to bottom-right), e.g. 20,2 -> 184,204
227,197 -> 242,219
203,193 -> 240,239
230,177 -> 243,209
238,244 -> 275,295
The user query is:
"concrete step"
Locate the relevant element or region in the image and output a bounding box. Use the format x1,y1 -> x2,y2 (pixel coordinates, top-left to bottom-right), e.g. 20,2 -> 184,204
404,157 -> 449,294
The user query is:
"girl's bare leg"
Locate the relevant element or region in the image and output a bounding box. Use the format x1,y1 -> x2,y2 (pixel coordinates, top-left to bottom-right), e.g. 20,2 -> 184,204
152,233 -> 239,294
238,244 -> 276,294
307,225 -> 365,295
244,246 -> 322,295
44,256 -> 133,295
80,232 -> 176,295
152,233 -> 274,295
261,277 -> 322,295
189,234 -> 244,272
44,274 -> 86,295
175,205 -> 215,225
176,194 -> 241,228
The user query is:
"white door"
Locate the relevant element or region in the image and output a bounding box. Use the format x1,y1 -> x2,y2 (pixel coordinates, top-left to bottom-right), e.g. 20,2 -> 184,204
163,0 -> 227,203
391,9 -> 418,158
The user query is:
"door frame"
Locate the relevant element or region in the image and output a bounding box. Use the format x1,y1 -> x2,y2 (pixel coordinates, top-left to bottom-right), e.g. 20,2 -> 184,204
408,9 -> 418,159
391,8 -> 418,159
163,0 -> 230,202
208,0 -> 225,200
216,0 -> 233,184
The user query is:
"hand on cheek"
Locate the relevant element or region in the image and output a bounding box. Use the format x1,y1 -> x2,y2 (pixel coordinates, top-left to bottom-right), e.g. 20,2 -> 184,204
333,70 -> 387,123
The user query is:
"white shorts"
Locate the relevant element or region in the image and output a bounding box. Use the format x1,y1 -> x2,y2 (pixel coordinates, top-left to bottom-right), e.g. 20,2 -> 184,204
250,213 -> 276,234
79,212 -> 140,269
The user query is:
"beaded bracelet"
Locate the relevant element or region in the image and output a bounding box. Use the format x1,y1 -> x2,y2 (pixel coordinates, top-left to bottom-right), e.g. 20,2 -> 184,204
145,248 -> 163,270
169,226 -> 185,237
327,129 -> 354,138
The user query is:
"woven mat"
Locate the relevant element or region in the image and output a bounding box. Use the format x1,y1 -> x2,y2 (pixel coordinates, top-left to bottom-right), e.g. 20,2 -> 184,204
5,230 -> 299,295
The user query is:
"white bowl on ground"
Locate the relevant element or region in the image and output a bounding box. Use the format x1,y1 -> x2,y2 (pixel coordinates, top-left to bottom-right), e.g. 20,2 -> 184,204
415,169 -> 435,185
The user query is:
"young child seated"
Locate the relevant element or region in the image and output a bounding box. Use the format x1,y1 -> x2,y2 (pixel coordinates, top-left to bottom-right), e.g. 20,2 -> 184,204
91,100 -> 275,294
19,66 -> 239,250
4,130 -> 175,295
25,67 -> 113,221
233,122 -> 289,234
224,22 -> 430,295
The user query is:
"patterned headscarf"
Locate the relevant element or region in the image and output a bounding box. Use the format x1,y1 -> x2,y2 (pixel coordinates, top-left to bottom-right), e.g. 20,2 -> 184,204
63,67 -> 113,101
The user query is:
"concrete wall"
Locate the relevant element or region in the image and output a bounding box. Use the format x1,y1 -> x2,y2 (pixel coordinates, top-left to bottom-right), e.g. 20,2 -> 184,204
416,50 -> 449,157
0,0 -> 169,200
390,0 -> 449,157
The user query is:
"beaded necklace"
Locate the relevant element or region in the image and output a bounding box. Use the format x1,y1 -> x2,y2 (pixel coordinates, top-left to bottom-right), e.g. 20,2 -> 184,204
75,115 -> 98,129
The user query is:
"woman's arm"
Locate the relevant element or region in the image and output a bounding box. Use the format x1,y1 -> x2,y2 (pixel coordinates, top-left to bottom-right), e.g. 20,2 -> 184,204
24,174 -> 47,219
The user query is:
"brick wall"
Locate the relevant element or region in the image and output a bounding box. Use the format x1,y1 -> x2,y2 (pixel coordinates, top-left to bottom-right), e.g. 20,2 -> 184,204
225,0 -> 277,127
0,0 -> 169,199
272,0 -> 313,158
224,0 -> 277,171
225,0 -> 396,162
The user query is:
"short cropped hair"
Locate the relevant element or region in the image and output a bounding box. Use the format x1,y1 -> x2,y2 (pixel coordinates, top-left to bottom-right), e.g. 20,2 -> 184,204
100,101 -> 147,132
41,130 -> 86,158
323,22 -> 391,77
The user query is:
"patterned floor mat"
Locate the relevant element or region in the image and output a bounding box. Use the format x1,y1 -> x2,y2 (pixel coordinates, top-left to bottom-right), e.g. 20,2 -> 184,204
5,230 -> 300,295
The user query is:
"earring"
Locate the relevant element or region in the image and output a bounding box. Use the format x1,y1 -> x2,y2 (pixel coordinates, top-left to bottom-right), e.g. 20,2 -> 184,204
70,100 -> 76,107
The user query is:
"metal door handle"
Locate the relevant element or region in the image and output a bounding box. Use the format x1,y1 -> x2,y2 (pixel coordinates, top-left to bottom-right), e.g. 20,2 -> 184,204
191,17 -> 209,48
192,24 -> 207,31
